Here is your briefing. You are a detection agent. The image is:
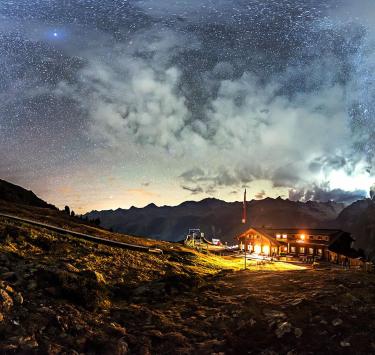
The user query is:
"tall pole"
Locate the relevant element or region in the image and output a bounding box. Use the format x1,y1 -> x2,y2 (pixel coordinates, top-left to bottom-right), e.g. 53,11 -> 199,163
242,189 -> 247,269
244,244 -> 247,269
242,188 -> 247,224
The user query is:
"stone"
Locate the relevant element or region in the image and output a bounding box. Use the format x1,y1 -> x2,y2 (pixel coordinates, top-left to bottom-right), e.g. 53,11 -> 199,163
0,289 -> 13,311
1,272 -> 17,282
340,340 -> 351,347
294,328 -> 303,338
108,322 -> 127,336
27,281 -> 37,291
332,318 -> 343,326
290,298 -> 303,306
275,322 -> 292,338
14,292 -> 23,305
65,263 -> 80,273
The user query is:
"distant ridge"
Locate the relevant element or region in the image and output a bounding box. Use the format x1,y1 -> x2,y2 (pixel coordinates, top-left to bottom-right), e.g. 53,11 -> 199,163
0,179 -> 56,209
85,197 -> 346,242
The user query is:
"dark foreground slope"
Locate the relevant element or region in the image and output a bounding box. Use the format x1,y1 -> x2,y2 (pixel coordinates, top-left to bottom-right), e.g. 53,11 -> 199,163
0,182 -> 374,354
86,197 -> 344,242
1,213 -> 375,354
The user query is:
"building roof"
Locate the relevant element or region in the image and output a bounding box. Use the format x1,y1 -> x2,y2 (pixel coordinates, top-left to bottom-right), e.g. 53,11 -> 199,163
237,226 -> 353,246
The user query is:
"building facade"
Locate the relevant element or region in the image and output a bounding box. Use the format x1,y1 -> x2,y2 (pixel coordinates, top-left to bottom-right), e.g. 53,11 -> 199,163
237,227 -> 355,261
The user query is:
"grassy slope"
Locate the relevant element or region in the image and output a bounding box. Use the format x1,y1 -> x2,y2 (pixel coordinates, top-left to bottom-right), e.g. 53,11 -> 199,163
1,203 -> 374,354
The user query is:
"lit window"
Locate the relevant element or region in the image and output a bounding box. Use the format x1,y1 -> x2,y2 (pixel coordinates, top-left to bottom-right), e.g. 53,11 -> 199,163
309,248 -> 314,254
300,234 -> 305,240
290,246 -> 296,253
254,244 -> 261,254
299,247 -> 305,253
318,236 -> 322,240
317,249 -> 323,255
276,234 -> 281,239
263,245 -> 270,254
282,234 -> 287,239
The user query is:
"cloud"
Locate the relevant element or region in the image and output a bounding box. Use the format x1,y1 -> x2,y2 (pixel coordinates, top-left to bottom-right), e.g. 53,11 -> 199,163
289,184 -> 367,204
181,185 -> 203,195
255,190 -> 266,199
179,167 -> 205,182
33,1 -> 375,203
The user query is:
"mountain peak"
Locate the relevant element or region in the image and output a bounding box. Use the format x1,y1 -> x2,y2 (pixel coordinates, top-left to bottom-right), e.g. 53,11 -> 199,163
0,179 -> 56,209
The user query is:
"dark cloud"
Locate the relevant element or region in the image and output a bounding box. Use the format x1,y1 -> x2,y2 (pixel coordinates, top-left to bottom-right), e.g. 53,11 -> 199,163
255,190 -> 266,199
179,166 -> 260,193
272,165 -> 301,188
179,167 -> 205,182
181,185 -> 203,195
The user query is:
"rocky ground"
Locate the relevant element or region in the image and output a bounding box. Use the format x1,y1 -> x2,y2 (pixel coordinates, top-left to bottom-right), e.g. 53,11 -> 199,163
1,215 -> 375,354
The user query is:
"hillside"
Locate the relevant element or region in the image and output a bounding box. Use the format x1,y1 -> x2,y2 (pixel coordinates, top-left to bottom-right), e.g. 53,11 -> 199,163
2,182 -> 375,353
334,199 -> 375,260
0,180 -> 56,209
85,197 -> 345,242
2,211 -> 375,353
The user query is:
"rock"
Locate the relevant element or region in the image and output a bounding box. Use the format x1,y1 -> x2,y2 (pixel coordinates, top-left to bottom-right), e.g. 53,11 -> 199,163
45,287 -> 59,297
0,288 -> 13,311
290,298 -> 303,306
0,272 -> 17,282
275,322 -> 292,338
65,263 -> 80,273
264,310 -> 287,319
108,322 -> 127,336
19,335 -> 39,350
332,318 -> 343,326
340,340 -> 351,347
163,332 -> 188,346
14,292 -> 23,305
27,281 -> 37,291
81,270 -> 106,284
264,310 -> 287,327
139,345 -> 151,355
146,329 -> 163,338
85,336 -> 128,355
0,254 -> 9,265
294,328 -> 303,338
133,285 -> 149,296
197,339 -> 225,352
0,312 -> 3,322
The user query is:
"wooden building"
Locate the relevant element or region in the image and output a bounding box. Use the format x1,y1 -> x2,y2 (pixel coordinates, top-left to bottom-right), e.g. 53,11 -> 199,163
237,227 -> 360,262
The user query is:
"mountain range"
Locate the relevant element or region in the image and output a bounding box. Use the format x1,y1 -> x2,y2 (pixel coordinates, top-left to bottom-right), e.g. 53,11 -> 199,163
1,178 -> 375,259
85,194 -> 375,259
85,197 -> 344,242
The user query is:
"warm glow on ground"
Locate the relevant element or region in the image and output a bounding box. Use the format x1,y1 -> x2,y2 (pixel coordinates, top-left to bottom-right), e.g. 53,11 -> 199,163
197,254 -> 307,272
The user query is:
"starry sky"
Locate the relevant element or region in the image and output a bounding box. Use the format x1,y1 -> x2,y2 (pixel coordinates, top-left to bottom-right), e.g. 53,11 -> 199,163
1,0 -> 375,213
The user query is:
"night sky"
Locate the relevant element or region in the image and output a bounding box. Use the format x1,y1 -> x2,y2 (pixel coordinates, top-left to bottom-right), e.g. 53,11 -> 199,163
1,0 -> 374,213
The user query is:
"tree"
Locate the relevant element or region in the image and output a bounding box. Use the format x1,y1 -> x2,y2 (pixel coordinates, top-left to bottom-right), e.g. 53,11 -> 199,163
70,210 -> 75,217
64,206 -> 70,215
94,218 -> 101,226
